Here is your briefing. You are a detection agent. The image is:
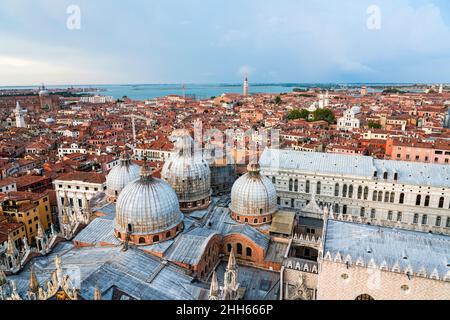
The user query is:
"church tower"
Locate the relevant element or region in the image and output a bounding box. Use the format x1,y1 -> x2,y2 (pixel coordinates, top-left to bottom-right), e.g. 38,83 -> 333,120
14,102 -> 26,128
243,77 -> 249,97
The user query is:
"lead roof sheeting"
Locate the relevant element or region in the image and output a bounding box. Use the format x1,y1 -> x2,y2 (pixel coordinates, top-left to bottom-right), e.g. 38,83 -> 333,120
260,148 -> 450,187
324,220 -> 450,277
166,228 -> 219,265
73,218 -> 120,245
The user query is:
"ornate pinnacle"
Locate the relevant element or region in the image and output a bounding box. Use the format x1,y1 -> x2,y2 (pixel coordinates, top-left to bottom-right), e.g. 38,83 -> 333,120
29,268 -> 40,294
0,270 -> 7,286
94,285 -> 102,300
227,249 -> 236,272
6,235 -> 17,256
36,220 -> 45,239
209,271 -> 219,300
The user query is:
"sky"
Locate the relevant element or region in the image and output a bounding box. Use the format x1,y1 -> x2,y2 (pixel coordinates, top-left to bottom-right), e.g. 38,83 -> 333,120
1,0 -> 450,85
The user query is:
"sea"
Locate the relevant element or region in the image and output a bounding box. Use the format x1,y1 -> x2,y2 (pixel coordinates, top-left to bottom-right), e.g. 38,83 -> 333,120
0,83 -> 421,100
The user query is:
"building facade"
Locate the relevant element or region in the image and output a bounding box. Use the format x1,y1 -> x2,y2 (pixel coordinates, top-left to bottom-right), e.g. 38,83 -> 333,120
260,148 -> 450,235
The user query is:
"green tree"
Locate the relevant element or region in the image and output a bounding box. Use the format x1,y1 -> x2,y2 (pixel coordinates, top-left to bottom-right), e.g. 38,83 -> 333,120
288,109 -> 309,120
275,96 -> 282,105
312,108 -> 336,124
368,121 -> 382,129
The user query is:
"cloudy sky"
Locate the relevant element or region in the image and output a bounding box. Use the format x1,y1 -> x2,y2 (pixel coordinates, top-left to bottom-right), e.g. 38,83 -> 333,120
1,0 -> 450,85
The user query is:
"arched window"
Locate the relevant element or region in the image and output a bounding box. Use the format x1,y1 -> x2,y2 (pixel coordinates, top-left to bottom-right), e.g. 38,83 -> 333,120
436,216 -> 442,227
305,180 -> 310,193
424,195 -> 430,207
277,197 -> 281,205
272,176 -> 276,184
153,235 -> 160,243
348,185 -> 353,198
357,186 -> 363,199
383,171 -> 388,180
316,181 -> 321,195
416,195 -> 421,206
370,209 -> 376,219
289,179 -> 293,191
343,205 -> 347,214
244,218 -> 248,223
291,199 -> 295,208
139,237 -> 146,244
263,217 -> 267,223
393,172 -> 398,181
227,243 -> 232,253
384,192 -> 390,203
294,179 -> 298,192
253,218 -> 258,224
360,207 -> 365,217
438,197 -> 444,208
166,231 -> 171,238
342,185 -> 348,198
246,247 -> 252,257
377,191 -> 383,202
356,294 -> 374,301
237,243 -> 243,255
372,191 -> 377,201
334,204 -> 340,213
399,193 -> 405,204
127,224 -> 133,233
390,192 -> 395,203
363,187 -> 369,200
334,183 -> 339,197
422,215 -> 428,225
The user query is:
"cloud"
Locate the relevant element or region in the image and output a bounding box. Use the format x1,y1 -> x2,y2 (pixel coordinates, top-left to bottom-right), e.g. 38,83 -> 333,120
1,0 -> 450,84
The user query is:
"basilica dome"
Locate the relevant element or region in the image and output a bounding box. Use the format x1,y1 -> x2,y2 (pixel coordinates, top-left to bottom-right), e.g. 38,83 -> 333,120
229,162 -> 278,225
161,129 -> 212,213
114,162 -> 184,245
106,153 -> 140,201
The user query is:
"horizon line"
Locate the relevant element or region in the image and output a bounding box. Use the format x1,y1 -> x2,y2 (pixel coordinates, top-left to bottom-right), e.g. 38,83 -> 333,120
0,82 -> 447,88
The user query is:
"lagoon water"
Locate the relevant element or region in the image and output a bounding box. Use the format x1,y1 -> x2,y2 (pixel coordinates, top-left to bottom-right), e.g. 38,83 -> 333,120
1,83 -> 416,100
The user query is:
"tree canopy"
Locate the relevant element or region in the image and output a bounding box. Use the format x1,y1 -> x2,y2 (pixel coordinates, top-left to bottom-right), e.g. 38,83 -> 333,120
288,108 -> 336,124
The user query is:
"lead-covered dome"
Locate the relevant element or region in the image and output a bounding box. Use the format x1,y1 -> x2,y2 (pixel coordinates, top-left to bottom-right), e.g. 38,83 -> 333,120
114,162 -> 183,245
161,129 -> 212,212
106,153 -> 140,201
229,162 -> 277,225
